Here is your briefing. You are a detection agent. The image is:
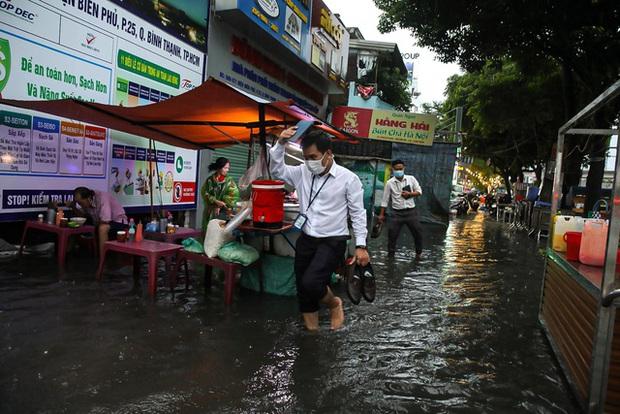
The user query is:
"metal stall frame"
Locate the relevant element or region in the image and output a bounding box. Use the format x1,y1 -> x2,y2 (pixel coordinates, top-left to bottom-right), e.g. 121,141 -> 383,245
540,79 -> 620,413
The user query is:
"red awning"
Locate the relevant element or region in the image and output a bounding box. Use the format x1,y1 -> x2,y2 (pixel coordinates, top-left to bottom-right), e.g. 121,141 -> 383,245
0,78 -> 353,149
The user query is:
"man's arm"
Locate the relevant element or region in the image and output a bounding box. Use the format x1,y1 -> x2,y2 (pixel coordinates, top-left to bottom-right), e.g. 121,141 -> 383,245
98,223 -> 110,257
346,175 -> 369,266
411,177 -> 422,197
269,139 -> 303,187
404,177 -> 422,198
378,181 -> 391,222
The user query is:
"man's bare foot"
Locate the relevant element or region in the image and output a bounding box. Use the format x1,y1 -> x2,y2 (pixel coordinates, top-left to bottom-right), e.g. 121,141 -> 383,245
329,297 -> 345,330
302,312 -> 319,331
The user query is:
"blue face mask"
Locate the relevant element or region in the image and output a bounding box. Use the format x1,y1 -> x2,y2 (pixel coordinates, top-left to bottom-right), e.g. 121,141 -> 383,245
394,170 -> 405,178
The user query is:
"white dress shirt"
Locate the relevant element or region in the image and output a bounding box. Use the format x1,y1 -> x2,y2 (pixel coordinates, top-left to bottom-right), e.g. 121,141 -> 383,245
269,143 -> 368,246
381,174 -> 423,210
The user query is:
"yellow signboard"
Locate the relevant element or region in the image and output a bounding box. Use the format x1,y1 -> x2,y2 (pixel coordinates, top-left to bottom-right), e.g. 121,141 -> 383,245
368,110 -> 437,146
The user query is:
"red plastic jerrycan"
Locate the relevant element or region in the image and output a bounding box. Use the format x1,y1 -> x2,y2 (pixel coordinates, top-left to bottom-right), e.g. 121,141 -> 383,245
563,231 -> 582,262
252,180 -> 285,228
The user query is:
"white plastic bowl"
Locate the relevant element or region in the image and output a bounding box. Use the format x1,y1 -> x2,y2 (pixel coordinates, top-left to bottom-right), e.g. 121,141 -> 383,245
69,217 -> 87,226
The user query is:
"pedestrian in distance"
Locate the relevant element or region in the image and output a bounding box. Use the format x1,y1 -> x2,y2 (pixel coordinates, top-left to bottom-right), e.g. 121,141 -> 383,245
270,127 -> 370,331
378,159 -> 424,260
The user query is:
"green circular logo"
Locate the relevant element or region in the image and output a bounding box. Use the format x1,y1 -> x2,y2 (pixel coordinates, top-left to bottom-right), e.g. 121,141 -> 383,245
175,156 -> 184,173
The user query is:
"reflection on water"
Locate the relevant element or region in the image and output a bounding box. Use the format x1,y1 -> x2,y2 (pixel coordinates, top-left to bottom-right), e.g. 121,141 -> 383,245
0,214 -> 578,413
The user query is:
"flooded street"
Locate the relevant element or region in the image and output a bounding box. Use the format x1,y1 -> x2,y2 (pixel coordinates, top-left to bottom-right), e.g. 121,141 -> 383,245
1,214 -> 579,413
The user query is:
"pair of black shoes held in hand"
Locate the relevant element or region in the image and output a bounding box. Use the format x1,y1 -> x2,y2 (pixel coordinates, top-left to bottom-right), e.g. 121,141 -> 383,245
345,257 -> 375,305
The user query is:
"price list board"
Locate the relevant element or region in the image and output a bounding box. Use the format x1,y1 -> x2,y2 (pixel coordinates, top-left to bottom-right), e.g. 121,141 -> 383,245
0,111 -> 32,172
32,117 -> 60,173
83,125 -> 106,176
0,108 -> 108,177
59,122 -> 85,175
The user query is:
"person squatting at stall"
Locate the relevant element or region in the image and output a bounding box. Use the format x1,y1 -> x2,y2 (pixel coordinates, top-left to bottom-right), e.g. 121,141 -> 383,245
201,157 -> 239,233
270,127 -> 370,331
70,187 -> 128,258
378,159 -> 424,260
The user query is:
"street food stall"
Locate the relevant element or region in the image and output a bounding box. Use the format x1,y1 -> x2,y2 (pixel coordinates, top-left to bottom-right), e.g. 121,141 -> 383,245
1,78 -> 355,292
539,79 -> 620,412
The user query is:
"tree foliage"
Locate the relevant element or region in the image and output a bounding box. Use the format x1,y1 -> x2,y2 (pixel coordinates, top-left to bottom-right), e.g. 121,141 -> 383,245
376,0 -> 620,200
374,0 -> 619,97
442,59 -> 565,192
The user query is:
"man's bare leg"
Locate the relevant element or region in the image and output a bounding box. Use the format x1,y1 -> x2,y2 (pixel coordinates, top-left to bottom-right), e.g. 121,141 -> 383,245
302,312 -> 319,331
321,287 -> 344,330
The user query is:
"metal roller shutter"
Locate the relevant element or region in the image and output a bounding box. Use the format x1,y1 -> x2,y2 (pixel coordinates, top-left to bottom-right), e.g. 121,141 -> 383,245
212,144 -> 250,182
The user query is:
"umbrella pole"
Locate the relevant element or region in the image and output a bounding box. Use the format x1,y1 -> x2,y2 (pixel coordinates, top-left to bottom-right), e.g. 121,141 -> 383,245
149,139 -> 154,220
258,104 -> 271,179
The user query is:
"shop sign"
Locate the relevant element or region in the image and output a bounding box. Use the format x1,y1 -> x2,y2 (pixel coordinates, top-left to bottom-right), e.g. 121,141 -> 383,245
310,0 -> 349,85
218,0 -> 310,59
256,0 -> 280,18
230,35 -> 323,106
332,106 -> 438,146
0,0 -> 204,218
318,7 -> 344,48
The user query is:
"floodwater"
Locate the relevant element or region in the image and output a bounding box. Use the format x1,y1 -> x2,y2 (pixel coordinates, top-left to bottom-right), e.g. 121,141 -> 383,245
0,214 -> 579,413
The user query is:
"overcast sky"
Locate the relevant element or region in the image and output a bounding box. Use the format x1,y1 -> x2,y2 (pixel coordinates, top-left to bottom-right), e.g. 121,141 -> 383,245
323,0 -> 462,106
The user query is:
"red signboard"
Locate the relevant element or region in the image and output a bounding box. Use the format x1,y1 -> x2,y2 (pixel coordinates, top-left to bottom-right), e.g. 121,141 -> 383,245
173,181 -> 196,203
332,106 -> 438,146
331,106 -> 373,137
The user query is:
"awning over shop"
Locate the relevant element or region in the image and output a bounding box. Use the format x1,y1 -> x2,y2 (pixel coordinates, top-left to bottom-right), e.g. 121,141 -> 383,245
0,78 -> 353,149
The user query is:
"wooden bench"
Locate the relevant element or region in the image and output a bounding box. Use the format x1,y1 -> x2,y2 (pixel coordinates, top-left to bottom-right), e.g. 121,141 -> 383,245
171,249 -> 240,305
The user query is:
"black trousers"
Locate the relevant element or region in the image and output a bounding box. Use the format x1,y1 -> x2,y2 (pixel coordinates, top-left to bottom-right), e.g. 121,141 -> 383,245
388,208 -> 423,255
294,233 -> 347,313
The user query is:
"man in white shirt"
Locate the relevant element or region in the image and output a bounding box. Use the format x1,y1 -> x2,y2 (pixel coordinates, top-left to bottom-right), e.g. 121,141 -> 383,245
270,127 -> 370,331
378,159 -> 423,260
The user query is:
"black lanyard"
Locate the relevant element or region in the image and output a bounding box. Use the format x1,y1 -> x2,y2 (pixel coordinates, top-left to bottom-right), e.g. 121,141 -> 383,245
306,175 -> 331,212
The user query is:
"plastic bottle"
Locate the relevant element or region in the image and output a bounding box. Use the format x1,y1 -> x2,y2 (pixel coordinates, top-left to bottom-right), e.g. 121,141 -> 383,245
46,208 -> 56,224
128,218 -> 136,242
55,209 -> 64,226
135,221 -> 143,242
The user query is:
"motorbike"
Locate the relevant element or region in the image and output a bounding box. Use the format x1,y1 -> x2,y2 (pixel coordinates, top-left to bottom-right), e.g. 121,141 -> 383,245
466,192 -> 480,212
450,193 -> 469,216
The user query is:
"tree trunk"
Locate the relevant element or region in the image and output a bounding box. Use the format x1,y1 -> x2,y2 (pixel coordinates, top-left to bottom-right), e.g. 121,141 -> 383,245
559,62 -> 584,208
502,170 -> 512,200
534,163 -> 543,186
584,115 -> 609,213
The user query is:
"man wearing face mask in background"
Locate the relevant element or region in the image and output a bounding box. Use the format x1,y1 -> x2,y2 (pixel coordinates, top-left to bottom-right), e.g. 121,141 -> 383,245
378,159 -> 423,260
270,127 -> 369,331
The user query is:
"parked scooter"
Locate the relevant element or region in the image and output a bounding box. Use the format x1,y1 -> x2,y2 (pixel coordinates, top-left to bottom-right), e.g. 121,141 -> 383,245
450,193 -> 469,215
466,191 -> 480,212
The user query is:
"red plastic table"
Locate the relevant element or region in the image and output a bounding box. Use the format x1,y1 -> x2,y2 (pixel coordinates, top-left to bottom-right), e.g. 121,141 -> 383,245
96,240 -> 181,297
19,220 -> 95,273
144,227 -> 203,243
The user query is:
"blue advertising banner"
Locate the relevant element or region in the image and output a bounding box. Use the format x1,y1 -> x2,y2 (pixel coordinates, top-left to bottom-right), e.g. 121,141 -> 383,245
2,190 -> 74,210
238,0 -> 311,59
